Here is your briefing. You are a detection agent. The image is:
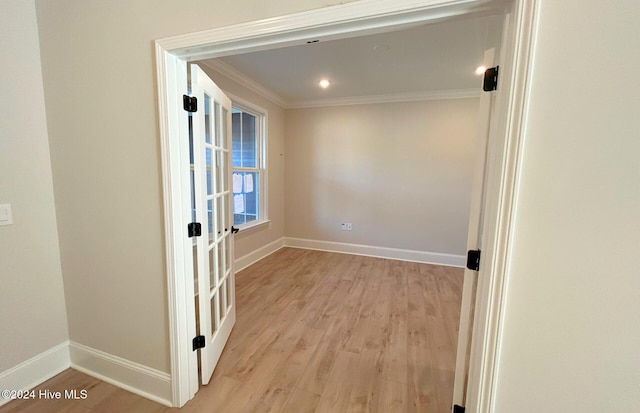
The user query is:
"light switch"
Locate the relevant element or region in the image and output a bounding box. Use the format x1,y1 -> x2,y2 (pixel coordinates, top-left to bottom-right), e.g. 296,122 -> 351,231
0,204 -> 13,226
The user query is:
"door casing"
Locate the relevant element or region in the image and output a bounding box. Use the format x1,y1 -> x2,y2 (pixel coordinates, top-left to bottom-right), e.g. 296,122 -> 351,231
154,0 -> 539,409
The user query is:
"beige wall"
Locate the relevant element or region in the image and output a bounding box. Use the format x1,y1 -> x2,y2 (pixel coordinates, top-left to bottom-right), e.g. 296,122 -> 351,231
0,0 -> 69,370
493,0 -> 640,411
285,99 -> 479,254
34,0 -> 351,374
198,63 -> 286,259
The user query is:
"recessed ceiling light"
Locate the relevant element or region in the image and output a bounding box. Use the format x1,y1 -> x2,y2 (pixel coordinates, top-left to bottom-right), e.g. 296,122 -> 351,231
319,79 -> 331,89
475,66 -> 486,75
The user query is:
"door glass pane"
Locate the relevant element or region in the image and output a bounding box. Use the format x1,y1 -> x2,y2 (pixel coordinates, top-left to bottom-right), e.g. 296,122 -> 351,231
210,293 -> 218,335
216,196 -> 223,240
216,150 -> 224,195
207,199 -> 213,243
216,291 -> 222,330
225,234 -> 231,274
215,102 -> 223,147
208,247 -> 215,289
223,152 -> 229,192
226,277 -> 232,311
204,95 -> 211,144
217,241 -> 224,283
222,107 -> 228,149
220,279 -> 227,319
224,193 -> 231,230
206,148 -> 213,195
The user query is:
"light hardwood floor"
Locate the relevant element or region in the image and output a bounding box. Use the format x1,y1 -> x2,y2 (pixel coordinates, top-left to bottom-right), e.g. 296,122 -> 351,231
0,248 -> 463,413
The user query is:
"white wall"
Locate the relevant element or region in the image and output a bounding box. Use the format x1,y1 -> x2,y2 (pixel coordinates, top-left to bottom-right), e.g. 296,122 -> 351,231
493,0 -> 640,411
0,0 -> 69,370
285,99 -> 479,256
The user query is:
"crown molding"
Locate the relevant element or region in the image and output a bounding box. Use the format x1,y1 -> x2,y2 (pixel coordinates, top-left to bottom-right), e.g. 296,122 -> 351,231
198,60 -> 288,108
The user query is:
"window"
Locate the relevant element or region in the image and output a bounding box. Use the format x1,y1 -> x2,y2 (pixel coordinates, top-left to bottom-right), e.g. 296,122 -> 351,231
231,103 -> 266,228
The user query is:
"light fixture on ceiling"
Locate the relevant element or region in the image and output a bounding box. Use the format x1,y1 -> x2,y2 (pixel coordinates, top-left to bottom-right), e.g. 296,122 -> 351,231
318,79 -> 331,89
475,66 -> 486,75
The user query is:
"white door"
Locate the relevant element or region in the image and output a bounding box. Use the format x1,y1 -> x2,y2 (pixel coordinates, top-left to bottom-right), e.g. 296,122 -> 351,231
452,48 -> 496,407
190,63 -> 236,385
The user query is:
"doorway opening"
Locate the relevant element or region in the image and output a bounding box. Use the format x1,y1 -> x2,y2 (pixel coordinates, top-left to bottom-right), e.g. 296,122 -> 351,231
155,0 -> 537,410
191,16 -> 502,407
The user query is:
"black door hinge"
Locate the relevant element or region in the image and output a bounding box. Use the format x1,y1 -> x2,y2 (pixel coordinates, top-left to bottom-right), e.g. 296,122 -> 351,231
192,335 -> 205,351
467,249 -> 481,271
188,222 -> 202,238
453,405 -> 465,413
483,65 -> 499,91
183,95 -> 198,112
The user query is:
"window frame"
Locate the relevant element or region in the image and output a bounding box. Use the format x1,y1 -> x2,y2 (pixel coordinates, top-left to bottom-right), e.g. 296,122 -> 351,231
228,93 -> 268,231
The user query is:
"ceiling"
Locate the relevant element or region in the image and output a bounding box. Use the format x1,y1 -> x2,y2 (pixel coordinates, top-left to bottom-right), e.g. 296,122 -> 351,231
199,14 -> 503,107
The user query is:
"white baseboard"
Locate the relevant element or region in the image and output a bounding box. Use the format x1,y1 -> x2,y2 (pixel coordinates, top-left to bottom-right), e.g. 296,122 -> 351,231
284,237 -> 465,267
235,237 -> 285,273
69,342 -> 172,407
0,341 -> 70,407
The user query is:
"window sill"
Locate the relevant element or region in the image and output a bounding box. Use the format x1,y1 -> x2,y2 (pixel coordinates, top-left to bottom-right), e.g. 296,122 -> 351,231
235,219 -> 271,235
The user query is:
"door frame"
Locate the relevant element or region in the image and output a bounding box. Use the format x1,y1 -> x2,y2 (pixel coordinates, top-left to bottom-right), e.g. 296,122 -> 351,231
155,0 -> 539,409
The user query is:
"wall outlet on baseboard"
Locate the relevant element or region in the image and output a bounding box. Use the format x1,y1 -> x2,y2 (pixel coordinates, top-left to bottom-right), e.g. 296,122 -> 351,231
341,223 -> 353,231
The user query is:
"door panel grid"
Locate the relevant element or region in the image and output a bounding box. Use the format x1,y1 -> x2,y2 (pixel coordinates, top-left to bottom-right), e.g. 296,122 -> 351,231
191,64 -> 236,386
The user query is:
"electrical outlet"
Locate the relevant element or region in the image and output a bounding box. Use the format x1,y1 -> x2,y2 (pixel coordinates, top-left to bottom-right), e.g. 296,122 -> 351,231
346,223 -> 353,231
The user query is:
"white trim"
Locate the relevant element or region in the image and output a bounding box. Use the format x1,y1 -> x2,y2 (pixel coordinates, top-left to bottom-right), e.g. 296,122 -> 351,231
284,237 -> 465,267
155,44 -> 197,406
156,0 -> 501,60
465,1 -> 538,411
0,341 -> 70,407
69,342 -> 172,407
200,58 -> 479,108
234,237 -> 285,273
199,60 -> 288,107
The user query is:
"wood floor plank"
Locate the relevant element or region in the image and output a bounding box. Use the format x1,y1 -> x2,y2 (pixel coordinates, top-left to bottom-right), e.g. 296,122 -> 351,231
245,327 -> 324,413
313,350 -> 361,413
382,310 -> 408,384
407,345 -> 439,413
345,347 -> 385,413
377,379 -> 408,413
1,249 -> 463,413
281,388 -> 321,413
226,298 -> 305,381
297,303 -> 355,395
186,375 -> 241,412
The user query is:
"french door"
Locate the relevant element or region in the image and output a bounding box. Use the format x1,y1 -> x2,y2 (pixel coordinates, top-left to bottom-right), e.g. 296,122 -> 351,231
452,48 -> 496,407
189,63 -> 236,385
